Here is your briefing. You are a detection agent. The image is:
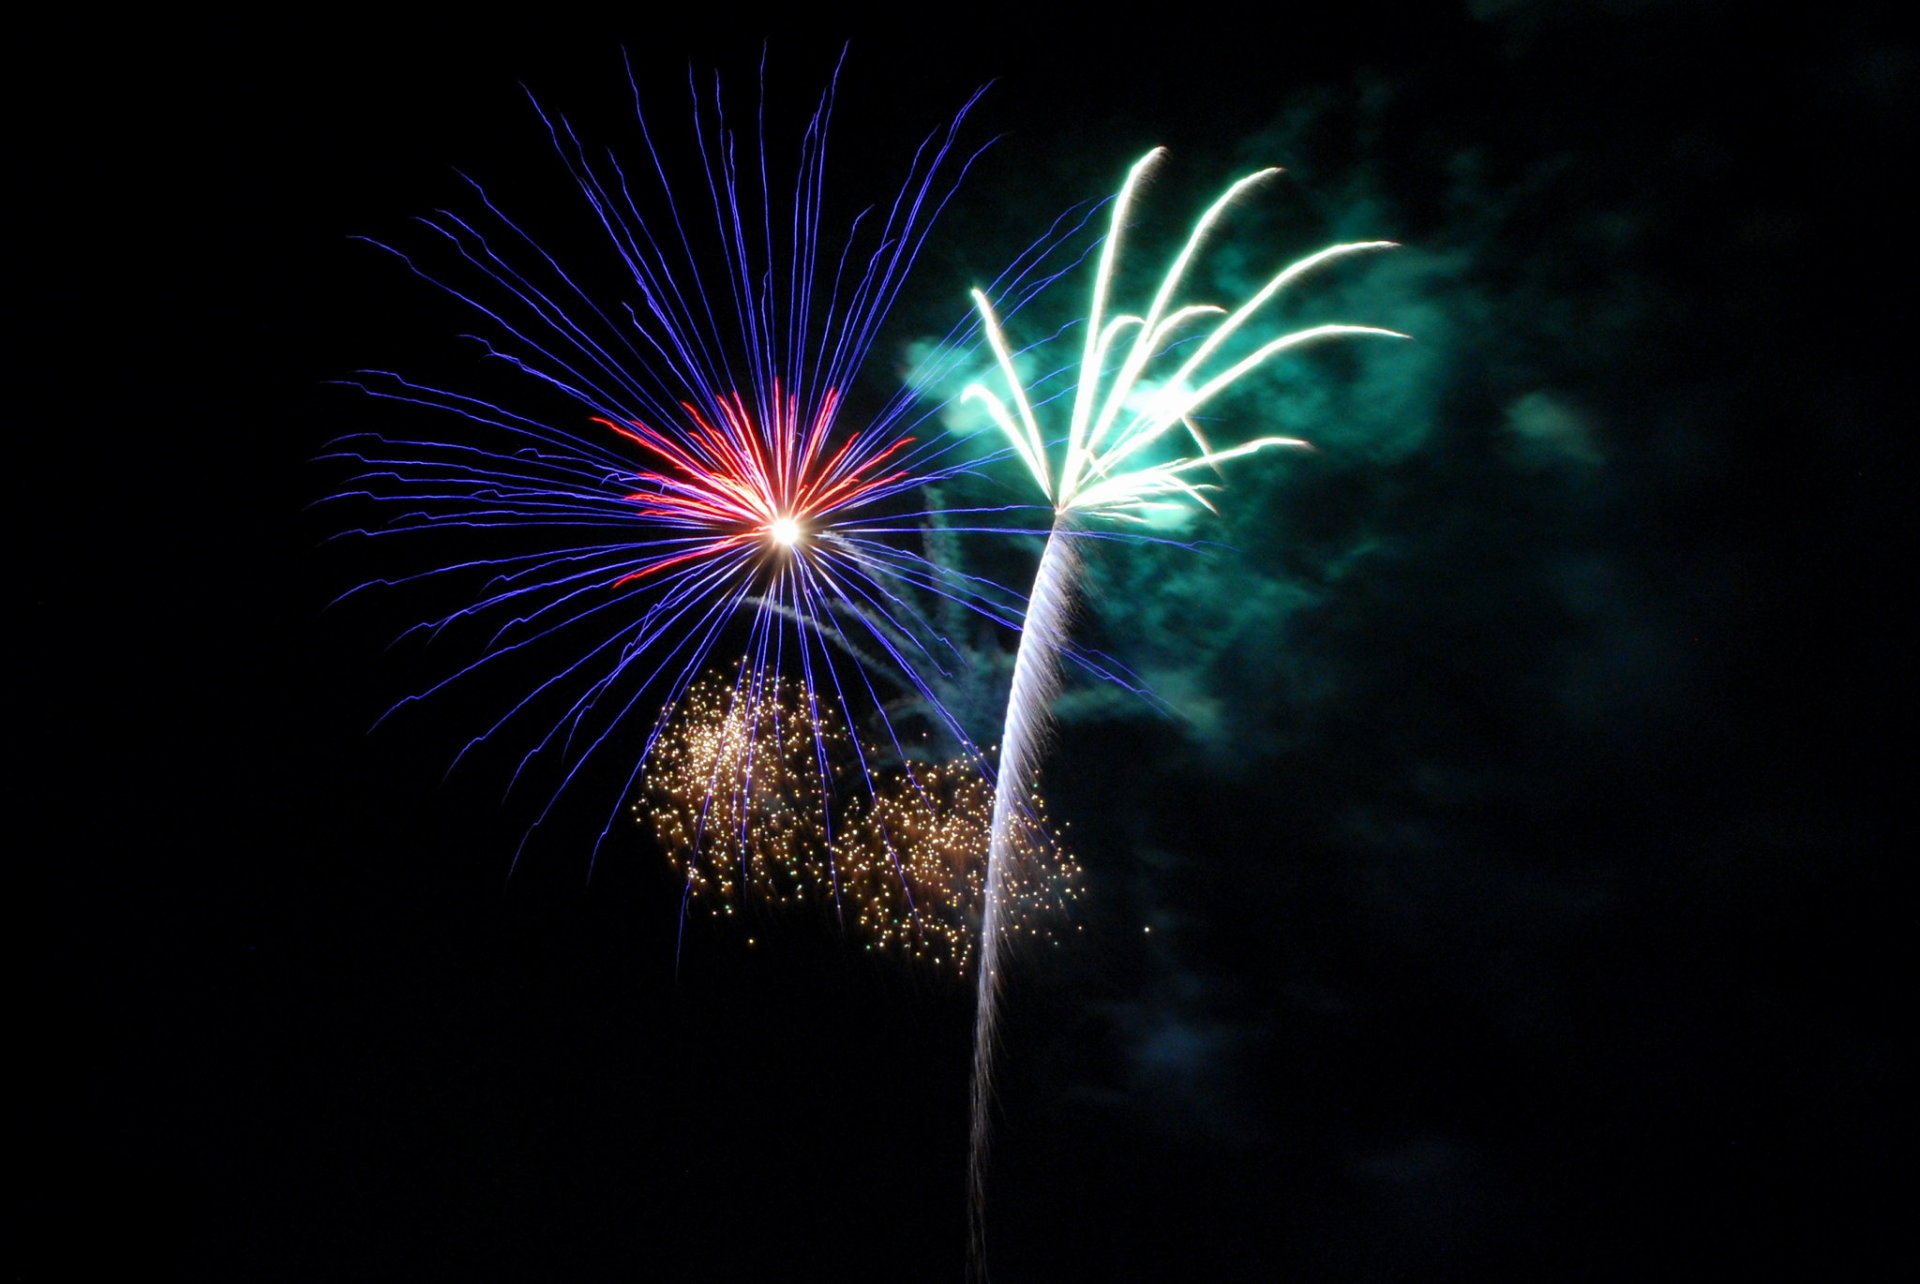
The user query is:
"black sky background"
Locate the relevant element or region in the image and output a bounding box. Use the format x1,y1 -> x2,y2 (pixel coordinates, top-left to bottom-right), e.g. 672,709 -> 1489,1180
17,5 -> 1909,1280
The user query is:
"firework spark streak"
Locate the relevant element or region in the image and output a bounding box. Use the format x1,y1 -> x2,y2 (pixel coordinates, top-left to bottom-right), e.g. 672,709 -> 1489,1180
321,55 -> 1084,886
961,148 -> 1405,1265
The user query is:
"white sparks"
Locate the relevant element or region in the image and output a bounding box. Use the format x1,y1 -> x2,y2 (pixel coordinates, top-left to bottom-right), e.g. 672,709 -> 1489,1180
963,150 -> 1404,1272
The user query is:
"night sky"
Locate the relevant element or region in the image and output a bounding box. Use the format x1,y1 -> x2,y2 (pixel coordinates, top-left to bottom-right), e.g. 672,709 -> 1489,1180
20,5 -> 1908,1279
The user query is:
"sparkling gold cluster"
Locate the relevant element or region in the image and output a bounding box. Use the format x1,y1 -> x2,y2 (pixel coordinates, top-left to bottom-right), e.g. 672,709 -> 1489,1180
636,671 -> 1083,972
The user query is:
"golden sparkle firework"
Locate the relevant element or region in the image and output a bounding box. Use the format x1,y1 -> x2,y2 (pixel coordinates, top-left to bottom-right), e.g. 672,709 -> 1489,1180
636,671 -> 1081,972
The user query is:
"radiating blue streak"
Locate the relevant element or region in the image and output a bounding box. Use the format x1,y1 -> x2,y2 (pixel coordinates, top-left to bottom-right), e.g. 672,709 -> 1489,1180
329,54 -> 1160,911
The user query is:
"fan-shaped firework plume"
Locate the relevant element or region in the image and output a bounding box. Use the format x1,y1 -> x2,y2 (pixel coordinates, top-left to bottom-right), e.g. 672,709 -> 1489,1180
322,55 -> 1086,874
639,669 -> 1082,972
960,147 -> 1405,1263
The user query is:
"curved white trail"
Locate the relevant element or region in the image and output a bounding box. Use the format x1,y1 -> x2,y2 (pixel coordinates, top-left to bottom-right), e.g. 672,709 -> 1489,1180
969,518 -> 1079,1273
958,150 -> 1402,1276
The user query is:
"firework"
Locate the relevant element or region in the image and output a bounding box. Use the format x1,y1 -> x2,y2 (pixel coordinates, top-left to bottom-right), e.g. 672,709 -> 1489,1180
321,56 -> 1075,869
637,669 -> 1082,972
834,755 -> 1082,972
961,148 -> 1404,1258
634,669 -> 842,914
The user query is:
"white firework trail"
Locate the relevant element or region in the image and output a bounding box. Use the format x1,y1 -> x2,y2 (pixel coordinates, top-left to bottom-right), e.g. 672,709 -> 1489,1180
961,147 -> 1404,1270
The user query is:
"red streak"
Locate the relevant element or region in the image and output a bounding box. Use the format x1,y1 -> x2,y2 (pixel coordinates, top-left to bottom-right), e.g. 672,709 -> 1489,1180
595,388 -> 911,587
